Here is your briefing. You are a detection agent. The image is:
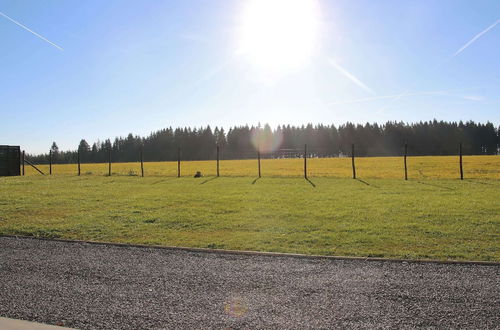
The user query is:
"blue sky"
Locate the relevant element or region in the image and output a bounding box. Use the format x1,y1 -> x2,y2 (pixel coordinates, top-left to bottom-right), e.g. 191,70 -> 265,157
1,0 -> 499,153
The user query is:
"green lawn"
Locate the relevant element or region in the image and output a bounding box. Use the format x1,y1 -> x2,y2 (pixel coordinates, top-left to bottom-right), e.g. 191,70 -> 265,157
0,175 -> 498,261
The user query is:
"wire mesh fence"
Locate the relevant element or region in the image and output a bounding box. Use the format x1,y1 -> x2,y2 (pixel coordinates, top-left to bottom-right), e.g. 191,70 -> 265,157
17,144 -> 500,180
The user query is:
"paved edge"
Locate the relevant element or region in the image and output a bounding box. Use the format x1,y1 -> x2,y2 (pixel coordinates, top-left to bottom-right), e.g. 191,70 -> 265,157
1,234 -> 498,266
0,317 -> 74,330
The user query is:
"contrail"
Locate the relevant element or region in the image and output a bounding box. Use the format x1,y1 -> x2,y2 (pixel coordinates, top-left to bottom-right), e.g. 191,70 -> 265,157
454,19 -> 499,56
327,58 -> 376,95
372,19 -> 499,113
0,11 -> 64,51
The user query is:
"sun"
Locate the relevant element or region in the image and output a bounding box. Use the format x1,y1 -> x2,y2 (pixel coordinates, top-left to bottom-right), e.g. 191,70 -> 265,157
236,0 -> 320,75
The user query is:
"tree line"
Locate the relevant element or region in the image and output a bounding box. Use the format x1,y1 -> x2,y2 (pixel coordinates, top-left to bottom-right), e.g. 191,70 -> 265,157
29,120 -> 499,164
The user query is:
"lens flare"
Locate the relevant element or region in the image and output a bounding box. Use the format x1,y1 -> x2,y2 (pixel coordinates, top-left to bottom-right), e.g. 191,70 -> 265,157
251,128 -> 283,153
224,297 -> 248,317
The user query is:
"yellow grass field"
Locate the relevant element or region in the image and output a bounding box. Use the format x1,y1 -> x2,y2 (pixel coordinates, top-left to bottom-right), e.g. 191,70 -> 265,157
24,155 -> 500,179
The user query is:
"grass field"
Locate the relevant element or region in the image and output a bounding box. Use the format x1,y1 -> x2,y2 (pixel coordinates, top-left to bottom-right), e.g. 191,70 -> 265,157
2,156 -> 499,262
23,155 -> 500,179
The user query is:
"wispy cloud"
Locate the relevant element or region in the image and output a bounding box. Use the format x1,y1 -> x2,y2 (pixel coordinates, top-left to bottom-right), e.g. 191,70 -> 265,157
192,60 -> 232,88
454,19 -> 499,57
330,90 -> 446,105
179,33 -> 210,45
331,87 -> 487,106
0,10 -> 63,51
461,95 -> 484,101
327,58 -> 375,95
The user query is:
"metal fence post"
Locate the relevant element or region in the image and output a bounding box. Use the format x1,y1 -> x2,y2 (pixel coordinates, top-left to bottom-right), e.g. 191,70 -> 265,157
404,143 -> 408,180
351,144 -> 356,179
108,147 -> 112,176
459,142 -> 463,180
22,150 -> 25,176
140,148 -> 144,177
257,149 -> 261,178
304,144 -> 308,179
216,145 -> 220,177
177,147 -> 181,178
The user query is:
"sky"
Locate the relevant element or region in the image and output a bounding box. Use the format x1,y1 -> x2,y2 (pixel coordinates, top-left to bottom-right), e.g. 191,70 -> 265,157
0,0 -> 499,153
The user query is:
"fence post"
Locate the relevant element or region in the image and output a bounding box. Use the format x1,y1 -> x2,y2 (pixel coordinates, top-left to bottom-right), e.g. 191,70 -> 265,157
77,150 -> 81,176
257,149 -> 261,178
140,148 -> 144,177
177,147 -> 181,178
304,144 -> 308,179
216,145 -> 220,177
22,150 -> 25,176
351,143 -> 356,179
108,147 -> 112,176
459,142 -> 463,180
404,143 -> 408,180
49,150 -> 52,175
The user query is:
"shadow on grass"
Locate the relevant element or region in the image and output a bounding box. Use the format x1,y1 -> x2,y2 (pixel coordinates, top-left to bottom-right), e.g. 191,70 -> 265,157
416,181 -> 454,191
464,179 -> 497,186
151,178 -> 176,185
305,178 -> 316,187
200,176 -> 218,185
252,177 -> 260,185
355,178 -> 379,188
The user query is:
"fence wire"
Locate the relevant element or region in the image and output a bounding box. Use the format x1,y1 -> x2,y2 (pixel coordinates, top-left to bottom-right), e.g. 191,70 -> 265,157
18,146 -> 500,180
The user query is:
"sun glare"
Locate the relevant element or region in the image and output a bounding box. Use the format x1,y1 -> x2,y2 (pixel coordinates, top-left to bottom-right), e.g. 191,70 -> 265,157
237,0 -> 320,75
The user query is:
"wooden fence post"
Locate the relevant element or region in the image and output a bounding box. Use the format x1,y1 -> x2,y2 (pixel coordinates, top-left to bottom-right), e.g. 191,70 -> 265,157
351,144 -> 356,179
22,150 -> 25,176
459,142 -> 463,180
216,145 -> 220,177
140,148 -> 144,177
304,144 -> 308,179
77,150 -> 81,176
49,150 -> 52,175
177,147 -> 181,178
404,143 -> 408,180
257,149 -> 261,178
108,147 -> 112,176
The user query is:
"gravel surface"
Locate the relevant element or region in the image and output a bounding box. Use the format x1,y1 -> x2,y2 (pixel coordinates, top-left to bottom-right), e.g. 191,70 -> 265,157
0,236 -> 498,329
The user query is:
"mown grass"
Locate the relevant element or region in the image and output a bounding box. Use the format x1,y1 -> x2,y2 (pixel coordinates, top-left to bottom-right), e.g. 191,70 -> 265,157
24,155 -> 500,179
1,172 -> 499,261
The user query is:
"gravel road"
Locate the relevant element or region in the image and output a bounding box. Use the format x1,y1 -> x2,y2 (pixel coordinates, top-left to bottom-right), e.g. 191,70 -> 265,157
0,236 -> 498,329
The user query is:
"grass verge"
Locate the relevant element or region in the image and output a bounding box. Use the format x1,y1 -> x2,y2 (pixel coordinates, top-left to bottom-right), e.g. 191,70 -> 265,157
0,175 -> 498,261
